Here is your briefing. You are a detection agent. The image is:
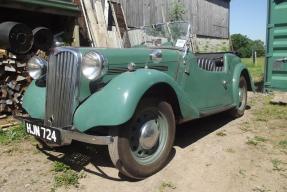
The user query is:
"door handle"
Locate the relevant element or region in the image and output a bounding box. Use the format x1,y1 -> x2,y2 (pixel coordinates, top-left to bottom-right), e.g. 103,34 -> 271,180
222,80 -> 228,89
184,60 -> 190,75
276,58 -> 287,63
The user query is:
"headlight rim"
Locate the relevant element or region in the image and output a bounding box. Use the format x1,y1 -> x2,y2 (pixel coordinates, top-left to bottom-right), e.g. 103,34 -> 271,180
27,56 -> 47,80
82,51 -> 108,80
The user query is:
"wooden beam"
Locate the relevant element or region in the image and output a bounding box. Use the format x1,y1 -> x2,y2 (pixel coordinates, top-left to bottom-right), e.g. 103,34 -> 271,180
109,1 -> 123,48
72,25 -> 80,47
82,0 -> 107,47
93,0 -> 109,47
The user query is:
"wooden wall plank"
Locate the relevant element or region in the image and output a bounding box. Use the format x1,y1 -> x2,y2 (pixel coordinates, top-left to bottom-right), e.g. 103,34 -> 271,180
109,0 -> 230,38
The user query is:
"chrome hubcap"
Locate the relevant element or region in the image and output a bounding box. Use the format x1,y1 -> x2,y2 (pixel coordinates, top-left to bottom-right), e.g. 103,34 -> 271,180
139,120 -> 160,150
238,83 -> 247,110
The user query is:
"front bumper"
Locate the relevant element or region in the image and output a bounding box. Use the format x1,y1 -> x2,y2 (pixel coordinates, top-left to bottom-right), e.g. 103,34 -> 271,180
17,117 -> 114,147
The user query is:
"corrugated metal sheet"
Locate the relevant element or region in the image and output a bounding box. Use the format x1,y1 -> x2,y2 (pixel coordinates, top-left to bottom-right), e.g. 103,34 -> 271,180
109,0 -> 230,38
265,0 -> 287,91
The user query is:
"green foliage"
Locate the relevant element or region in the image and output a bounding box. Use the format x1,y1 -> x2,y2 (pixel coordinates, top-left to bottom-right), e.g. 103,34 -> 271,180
54,170 -> 80,188
169,0 -> 185,21
241,57 -> 265,82
52,161 -> 84,189
278,140 -> 287,149
246,136 -> 268,146
254,96 -> 287,122
158,181 -> 176,192
231,34 -> 265,58
0,124 -> 29,145
252,40 -> 265,57
271,159 -> 285,171
53,162 -> 71,173
216,131 -> 227,137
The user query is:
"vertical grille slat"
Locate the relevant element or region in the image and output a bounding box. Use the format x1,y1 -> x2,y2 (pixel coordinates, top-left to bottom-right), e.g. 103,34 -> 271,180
45,50 -> 79,128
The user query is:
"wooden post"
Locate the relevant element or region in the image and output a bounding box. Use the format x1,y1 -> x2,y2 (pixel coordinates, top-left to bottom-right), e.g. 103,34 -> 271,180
104,0 -> 109,27
93,0 -> 109,47
80,0 -> 95,47
72,25 -> 80,47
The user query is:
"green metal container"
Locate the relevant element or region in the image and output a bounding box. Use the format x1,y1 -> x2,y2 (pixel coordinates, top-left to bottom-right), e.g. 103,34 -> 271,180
265,0 -> 287,91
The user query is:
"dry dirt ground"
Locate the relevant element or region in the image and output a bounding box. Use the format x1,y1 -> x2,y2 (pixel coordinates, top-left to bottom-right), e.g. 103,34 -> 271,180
0,92 -> 286,192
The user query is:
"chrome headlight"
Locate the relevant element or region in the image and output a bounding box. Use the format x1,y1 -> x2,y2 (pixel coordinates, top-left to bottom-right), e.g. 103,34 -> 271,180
82,51 -> 107,80
27,56 -> 47,79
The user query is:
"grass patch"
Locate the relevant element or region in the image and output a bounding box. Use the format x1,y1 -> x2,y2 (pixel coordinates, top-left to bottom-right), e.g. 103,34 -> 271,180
240,121 -> 252,132
216,131 -> 227,137
158,181 -> 176,192
254,96 -> 287,122
239,169 -> 246,177
246,136 -> 268,146
53,161 -> 71,173
242,57 -> 265,83
54,170 -> 81,188
278,140 -> 287,149
52,161 -> 84,190
252,185 -> 271,192
271,159 -> 285,172
0,124 -> 29,145
254,136 -> 268,142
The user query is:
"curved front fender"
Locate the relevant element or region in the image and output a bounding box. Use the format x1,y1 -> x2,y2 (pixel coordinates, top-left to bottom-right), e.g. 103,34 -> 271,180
73,69 -> 197,132
232,64 -> 255,106
22,81 -> 46,119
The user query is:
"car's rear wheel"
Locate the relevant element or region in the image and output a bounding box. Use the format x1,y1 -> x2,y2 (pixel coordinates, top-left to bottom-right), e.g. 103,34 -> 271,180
229,76 -> 247,118
108,98 -> 175,179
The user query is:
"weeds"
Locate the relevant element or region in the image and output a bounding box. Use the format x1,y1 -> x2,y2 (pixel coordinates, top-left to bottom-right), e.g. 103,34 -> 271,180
271,159 -> 285,172
0,124 -> 29,145
240,121 -> 252,132
242,58 -> 265,83
246,136 -> 268,146
239,169 -> 246,177
278,140 -> 287,149
158,181 -> 176,192
247,139 -> 258,146
216,131 -> 227,137
52,161 -> 85,190
252,185 -> 271,192
254,96 -> 287,122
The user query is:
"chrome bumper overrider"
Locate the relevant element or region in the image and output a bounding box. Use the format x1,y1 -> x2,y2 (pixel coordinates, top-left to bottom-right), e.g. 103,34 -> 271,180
17,117 -> 114,146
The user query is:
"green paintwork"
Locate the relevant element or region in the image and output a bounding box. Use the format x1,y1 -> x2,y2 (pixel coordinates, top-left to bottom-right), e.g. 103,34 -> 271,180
22,81 -> 46,119
265,0 -> 287,91
23,46 -> 254,132
0,0 -> 79,16
73,69 -> 198,131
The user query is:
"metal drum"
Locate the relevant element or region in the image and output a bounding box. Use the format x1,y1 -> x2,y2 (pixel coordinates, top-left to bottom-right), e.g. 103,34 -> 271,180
0,22 -> 34,54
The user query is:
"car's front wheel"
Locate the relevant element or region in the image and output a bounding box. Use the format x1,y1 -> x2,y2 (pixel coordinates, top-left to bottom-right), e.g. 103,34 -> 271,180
108,98 -> 175,179
229,76 -> 248,118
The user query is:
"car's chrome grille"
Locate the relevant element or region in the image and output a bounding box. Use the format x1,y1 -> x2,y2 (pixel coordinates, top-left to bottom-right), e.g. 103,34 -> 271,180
44,50 -> 80,128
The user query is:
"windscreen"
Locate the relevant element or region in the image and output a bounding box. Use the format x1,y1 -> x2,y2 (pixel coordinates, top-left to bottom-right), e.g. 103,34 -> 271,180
139,22 -> 190,48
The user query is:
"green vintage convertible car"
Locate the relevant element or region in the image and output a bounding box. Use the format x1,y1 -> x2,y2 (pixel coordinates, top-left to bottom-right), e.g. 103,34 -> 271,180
22,22 -> 254,179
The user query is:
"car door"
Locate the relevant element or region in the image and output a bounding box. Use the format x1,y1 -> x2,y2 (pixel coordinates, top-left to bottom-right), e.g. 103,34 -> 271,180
177,52 -> 232,114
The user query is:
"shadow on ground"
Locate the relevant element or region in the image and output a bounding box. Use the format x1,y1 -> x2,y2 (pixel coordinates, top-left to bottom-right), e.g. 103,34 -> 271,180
175,112 -> 234,148
254,80 -> 264,92
37,108 -> 250,181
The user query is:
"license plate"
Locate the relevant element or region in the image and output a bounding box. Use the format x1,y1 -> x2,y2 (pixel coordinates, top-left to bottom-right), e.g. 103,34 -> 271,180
25,122 -> 61,144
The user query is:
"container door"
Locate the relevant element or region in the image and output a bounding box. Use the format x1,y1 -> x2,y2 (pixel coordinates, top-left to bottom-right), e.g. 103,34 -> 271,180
265,0 -> 287,91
